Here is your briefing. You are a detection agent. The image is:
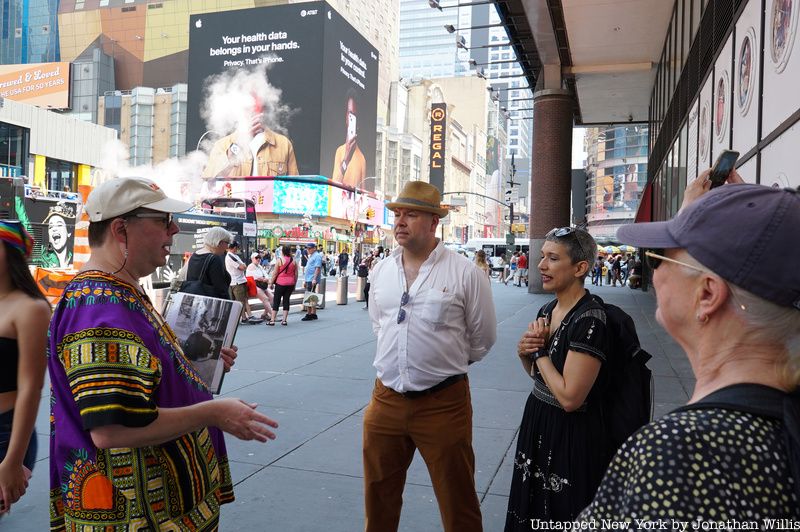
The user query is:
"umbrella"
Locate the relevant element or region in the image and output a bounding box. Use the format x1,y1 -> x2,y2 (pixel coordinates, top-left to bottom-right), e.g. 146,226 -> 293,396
605,245 -> 621,254
618,245 -> 636,253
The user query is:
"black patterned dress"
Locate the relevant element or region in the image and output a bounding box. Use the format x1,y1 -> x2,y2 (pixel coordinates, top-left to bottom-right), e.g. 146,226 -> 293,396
505,291 -> 610,530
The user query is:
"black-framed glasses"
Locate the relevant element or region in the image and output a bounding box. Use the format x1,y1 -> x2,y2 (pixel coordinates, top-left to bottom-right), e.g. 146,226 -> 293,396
397,291 -> 410,324
547,226 -> 590,261
127,212 -> 174,229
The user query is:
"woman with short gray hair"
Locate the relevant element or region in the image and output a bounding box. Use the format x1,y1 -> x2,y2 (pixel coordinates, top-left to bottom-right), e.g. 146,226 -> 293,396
182,227 -> 233,299
203,226 -> 233,249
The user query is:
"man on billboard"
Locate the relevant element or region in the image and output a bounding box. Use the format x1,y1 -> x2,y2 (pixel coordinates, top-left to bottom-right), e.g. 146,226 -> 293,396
202,95 -> 299,179
331,91 -> 366,187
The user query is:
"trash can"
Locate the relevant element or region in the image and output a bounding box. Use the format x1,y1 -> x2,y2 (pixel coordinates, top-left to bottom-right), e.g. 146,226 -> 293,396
356,276 -> 367,302
336,275 -> 349,305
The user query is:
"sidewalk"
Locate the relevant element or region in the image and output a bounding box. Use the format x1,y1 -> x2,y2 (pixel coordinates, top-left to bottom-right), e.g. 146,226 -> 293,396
4,281 -> 691,531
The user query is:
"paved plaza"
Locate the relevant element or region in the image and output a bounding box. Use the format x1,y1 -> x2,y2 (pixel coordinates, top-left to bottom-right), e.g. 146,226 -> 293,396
5,279 -> 692,531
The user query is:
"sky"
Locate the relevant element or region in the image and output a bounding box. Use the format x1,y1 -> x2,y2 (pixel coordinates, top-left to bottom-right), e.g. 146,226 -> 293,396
572,127 -> 587,169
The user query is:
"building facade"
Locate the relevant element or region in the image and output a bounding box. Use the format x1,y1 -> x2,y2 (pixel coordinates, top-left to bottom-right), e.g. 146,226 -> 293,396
648,0 -> 800,223
56,0 -> 397,123
0,96 -> 117,188
0,0 -> 60,65
402,76 -> 502,242
584,125 -> 649,243
398,0 -> 531,221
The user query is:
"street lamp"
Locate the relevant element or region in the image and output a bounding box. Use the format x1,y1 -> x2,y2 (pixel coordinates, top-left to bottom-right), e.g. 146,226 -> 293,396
487,85 -> 532,92
445,22 -> 503,34
458,39 -> 515,50
469,58 -> 520,67
429,0 -> 496,10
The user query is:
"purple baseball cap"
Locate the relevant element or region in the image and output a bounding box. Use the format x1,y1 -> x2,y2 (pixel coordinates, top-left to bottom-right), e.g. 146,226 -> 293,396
617,184 -> 800,310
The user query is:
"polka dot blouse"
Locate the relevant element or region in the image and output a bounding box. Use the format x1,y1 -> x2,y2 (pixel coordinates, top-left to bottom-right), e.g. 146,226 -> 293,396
578,407 -> 799,522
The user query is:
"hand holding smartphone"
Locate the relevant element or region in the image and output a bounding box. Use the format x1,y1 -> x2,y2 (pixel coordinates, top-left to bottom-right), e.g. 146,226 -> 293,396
709,150 -> 740,188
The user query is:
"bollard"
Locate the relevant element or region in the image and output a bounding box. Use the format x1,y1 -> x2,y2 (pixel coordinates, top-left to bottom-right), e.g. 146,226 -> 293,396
317,276 -> 326,310
336,275 -> 349,305
356,276 -> 367,302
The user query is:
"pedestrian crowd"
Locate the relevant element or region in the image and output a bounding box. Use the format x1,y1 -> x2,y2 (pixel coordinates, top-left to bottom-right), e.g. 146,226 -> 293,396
0,171 -> 798,531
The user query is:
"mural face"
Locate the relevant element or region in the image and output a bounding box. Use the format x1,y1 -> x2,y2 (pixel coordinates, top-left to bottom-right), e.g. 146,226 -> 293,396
738,30 -> 757,116
771,0 -> 798,73
699,101 -> 710,159
715,72 -> 729,143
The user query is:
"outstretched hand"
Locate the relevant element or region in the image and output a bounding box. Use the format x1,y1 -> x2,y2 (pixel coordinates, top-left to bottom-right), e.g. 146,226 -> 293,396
212,398 -> 278,442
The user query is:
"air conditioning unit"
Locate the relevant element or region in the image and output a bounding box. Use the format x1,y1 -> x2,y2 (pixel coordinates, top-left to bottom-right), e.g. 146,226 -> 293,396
42,25 -> 50,34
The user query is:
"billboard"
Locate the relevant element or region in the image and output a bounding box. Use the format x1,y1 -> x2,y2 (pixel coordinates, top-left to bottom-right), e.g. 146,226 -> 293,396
0,62 -> 70,108
187,2 -> 379,190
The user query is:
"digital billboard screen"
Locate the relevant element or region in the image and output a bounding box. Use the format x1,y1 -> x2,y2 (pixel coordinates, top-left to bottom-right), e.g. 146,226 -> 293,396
272,180 -> 329,216
187,2 -> 379,190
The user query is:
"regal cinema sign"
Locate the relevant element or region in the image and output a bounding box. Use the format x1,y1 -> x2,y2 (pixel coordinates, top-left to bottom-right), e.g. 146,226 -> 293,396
428,103 -> 447,191
0,62 -> 71,108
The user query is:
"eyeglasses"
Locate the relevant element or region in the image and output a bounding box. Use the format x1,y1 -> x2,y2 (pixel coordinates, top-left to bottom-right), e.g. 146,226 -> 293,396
127,212 -> 174,229
547,226 -> 590,262
645,249 -> 748,312
644,250 -> 709,274
397,291 -> 410,324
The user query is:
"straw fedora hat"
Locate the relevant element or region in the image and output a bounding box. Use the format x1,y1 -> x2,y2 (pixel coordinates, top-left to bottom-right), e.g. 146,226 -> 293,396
385,181 -> 449,218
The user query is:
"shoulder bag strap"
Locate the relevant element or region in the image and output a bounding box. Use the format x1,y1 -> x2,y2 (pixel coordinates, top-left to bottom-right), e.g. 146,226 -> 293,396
198,253 -> 213,283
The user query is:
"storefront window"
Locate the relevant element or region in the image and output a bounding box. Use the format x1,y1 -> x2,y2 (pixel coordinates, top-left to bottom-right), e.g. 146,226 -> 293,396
46,158 -> 77,192
0,122 -> 28,177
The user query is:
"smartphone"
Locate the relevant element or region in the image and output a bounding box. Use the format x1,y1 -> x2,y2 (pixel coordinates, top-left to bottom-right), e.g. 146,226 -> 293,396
709,150 -> 739,188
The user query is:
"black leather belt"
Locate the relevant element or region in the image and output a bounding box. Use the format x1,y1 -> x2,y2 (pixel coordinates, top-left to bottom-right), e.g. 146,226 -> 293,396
396,374 -> 467,399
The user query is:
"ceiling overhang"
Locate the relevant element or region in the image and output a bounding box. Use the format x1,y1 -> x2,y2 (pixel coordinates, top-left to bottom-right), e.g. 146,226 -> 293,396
496,0 -> 675,125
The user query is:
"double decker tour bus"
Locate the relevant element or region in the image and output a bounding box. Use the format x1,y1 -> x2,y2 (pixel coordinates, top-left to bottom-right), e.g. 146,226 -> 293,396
152,196 -> 258,287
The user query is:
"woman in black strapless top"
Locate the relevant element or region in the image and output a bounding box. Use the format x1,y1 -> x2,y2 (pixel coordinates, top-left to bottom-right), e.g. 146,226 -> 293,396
0,220 -> 50,515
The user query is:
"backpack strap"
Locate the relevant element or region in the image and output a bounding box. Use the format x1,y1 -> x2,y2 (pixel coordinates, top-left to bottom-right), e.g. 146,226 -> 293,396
678,384 -> 800,502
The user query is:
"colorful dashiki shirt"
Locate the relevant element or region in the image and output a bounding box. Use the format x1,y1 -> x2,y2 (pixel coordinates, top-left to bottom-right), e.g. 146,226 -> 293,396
48,271 -> 233,531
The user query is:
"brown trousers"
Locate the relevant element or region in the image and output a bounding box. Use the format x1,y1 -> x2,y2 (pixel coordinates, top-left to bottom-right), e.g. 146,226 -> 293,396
362,378 -> 482,532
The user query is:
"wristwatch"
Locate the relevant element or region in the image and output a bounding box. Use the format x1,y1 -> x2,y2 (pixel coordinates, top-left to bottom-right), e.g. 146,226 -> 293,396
532,349 -> 549,361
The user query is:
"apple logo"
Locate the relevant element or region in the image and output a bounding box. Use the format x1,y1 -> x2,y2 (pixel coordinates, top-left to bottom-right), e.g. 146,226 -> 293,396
195,19 -> 202,29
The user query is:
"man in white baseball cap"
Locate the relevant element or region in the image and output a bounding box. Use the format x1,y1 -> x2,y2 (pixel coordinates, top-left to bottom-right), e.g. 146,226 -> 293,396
48,176 -> 279,530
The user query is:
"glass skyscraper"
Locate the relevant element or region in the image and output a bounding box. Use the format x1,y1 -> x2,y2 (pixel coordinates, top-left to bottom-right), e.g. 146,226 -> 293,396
0,0 -> 60,64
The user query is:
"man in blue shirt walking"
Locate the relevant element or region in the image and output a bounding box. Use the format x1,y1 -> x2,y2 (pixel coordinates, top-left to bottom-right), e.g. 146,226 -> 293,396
302,242 -> 323,321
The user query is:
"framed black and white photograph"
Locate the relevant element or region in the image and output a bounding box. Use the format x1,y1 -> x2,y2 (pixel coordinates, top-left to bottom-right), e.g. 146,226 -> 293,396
164,293 -> 242,394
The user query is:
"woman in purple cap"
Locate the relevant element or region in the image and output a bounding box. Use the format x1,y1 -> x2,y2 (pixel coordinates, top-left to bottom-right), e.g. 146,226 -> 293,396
0,220 -> 50,516
579,170 -> 800,520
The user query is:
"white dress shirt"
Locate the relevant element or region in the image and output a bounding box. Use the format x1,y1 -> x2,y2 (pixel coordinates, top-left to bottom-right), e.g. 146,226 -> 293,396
369,240 -> 497,392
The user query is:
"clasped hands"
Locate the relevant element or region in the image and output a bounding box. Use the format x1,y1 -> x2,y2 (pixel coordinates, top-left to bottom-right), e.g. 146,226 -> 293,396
517,317 -> 551,360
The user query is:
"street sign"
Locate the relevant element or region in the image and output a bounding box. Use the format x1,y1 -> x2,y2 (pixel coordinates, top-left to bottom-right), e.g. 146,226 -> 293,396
505,186 -> 520,202
449,196 -> 467,206
504,214 -> 521,220
506,233 -> 515,245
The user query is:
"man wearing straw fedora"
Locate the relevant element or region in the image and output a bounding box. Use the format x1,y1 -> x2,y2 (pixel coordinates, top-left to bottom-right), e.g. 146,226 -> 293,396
363,181 -> 497,532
